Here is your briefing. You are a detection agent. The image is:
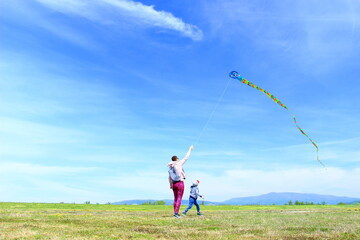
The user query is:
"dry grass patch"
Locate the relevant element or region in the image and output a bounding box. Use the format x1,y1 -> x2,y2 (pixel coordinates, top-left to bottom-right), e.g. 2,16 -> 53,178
0,203 -> 359,239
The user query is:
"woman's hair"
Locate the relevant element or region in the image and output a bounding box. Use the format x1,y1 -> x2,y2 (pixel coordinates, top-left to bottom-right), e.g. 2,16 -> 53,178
171,156 -> 178,161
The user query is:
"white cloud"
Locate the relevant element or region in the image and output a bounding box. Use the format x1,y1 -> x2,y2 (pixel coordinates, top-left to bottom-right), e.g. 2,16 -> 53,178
193,167 -> 360,201
35,0 -> 203,40
0,162 -> 102,202
94,166 -> 360,202
0,0 -> 98,49
1,163 -> 358,202
203,0 -> 360,70
0,177 -> 105,203
0,162 -> 97,175
97,170 -> 170,199
0,117 -> 87,145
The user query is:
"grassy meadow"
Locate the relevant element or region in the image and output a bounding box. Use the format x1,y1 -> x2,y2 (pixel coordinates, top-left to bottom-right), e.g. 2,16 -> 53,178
0,202 -> 359,239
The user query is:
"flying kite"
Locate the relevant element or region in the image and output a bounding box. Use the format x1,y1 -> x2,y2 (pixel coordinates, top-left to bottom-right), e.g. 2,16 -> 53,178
229,71 -> 323,166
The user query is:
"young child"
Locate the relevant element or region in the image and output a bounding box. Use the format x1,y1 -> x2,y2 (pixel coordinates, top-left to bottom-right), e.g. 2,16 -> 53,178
182,180 -> 204,216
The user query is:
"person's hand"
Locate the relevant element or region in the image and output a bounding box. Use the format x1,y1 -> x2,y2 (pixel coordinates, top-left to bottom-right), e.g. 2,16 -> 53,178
170,185 -> 173,189
201,196 -> 205,199
189,145 -> 194,151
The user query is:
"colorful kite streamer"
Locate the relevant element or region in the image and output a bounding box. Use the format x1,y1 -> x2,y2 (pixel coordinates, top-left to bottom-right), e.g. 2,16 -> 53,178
229,71 -> 323,166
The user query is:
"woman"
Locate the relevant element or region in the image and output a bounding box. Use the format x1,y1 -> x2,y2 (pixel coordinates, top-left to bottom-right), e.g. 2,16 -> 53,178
167,145 -> 194,218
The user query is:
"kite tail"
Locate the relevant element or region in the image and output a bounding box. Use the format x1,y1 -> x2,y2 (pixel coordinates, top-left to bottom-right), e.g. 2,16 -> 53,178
229,71 -> 324,167
229,71 -> 288,110
291,113 -> 324,167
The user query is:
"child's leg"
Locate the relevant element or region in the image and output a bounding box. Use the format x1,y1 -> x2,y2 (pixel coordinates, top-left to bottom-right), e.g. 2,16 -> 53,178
194,199 -> 200,212
184,197 -> 195,213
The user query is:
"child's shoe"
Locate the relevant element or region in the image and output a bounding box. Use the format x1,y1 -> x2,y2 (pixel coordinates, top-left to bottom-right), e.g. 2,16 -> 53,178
174,213 -> 181,218
197,212 -> 203,216
182,211 -> 187,216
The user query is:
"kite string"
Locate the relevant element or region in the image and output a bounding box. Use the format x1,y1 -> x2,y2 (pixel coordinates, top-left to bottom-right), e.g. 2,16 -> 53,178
194,77 -> 232,146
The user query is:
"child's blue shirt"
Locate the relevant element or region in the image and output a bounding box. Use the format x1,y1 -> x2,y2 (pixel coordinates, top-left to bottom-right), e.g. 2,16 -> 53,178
189,184 -> 202,199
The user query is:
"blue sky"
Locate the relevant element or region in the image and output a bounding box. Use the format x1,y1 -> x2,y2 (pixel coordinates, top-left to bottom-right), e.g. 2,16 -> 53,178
1,0 -> 360,203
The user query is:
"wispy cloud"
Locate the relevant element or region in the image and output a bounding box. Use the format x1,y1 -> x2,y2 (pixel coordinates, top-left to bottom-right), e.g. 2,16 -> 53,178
0,162 -> 97,175
94,166 -> 360,202
0,162 -> 103,202
98,171 -> 168,199
0,117 -> 88,145
0,175 -> 105,203
203,0 -> 360,70
190,167 -> 360,201
35,0 -> 203,40
0,0 -> 99,49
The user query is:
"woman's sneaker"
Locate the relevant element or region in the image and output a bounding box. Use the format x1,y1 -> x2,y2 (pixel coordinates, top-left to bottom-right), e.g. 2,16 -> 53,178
174,213 -> 181,218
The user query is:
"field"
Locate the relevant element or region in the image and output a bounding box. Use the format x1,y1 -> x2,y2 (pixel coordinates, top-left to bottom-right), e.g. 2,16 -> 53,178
0,202 -> 359,239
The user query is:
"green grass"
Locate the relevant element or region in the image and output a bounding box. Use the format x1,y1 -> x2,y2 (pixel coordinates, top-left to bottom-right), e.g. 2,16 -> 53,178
0,202 -> 359,239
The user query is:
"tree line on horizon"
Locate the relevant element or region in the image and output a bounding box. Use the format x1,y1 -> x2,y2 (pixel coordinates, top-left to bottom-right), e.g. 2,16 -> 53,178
79,200 -> 359,205
284,200 -> 327,205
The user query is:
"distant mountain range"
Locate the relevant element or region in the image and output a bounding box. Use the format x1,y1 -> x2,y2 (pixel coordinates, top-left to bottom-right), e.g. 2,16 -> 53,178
221,192 -> 360,205
112,192 -> 360,205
